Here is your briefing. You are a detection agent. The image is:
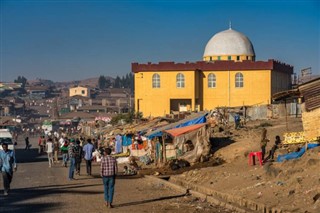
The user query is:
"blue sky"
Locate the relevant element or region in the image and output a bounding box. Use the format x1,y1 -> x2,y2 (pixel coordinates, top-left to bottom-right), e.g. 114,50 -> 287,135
1,0 -> 319,82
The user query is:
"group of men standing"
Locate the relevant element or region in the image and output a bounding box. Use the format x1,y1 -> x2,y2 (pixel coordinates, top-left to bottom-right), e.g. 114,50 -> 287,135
66,138 -> 95,180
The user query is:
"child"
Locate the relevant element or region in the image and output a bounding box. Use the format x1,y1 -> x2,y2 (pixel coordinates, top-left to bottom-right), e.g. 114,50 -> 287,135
123,165 -> 137,175
264,135 -> 281,162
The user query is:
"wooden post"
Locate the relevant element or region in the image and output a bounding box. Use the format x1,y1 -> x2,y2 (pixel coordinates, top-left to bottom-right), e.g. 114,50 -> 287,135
285,99 -> 288,131
162,135 -> 166,164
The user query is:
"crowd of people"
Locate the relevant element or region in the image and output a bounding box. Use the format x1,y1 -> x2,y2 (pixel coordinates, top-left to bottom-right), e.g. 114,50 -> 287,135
1,128 -> 119,208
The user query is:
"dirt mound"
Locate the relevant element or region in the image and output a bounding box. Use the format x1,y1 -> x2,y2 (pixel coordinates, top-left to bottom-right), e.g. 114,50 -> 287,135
173,117 -> 320,212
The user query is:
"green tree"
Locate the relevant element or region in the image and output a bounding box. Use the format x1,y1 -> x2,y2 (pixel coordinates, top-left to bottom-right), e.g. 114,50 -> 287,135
14,76 -> 27,88
106,79 -> 112,88
98,75 -> 107,89
114,76 -> 121,88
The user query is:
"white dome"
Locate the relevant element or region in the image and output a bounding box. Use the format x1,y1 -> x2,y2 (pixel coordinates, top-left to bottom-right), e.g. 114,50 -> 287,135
203,28 -> 255,57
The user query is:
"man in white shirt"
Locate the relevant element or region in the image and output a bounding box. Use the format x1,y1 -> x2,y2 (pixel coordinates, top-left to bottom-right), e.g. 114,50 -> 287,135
46,138 -> 54,167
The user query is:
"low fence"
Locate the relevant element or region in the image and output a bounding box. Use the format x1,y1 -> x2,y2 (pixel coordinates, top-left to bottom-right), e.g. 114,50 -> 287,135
240,103 -> 301,121
246,103 -> 301,121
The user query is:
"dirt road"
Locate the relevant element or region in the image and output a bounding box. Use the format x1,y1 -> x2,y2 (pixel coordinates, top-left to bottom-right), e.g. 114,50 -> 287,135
0,136 -> 231,213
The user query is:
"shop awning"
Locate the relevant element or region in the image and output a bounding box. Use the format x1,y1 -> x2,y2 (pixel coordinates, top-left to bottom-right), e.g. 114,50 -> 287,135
164,123 -> 206,137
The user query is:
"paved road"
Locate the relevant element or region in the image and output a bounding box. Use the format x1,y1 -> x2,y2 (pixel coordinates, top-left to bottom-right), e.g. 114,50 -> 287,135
0,137 -> 230,213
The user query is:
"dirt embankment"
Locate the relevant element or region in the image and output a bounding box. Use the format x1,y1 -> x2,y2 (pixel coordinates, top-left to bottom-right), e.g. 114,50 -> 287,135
171,117 -> 320,212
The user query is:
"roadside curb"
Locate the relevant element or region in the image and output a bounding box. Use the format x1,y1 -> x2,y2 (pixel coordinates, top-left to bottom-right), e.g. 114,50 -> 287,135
170,176 -> 287,213
145,175 -> 254,213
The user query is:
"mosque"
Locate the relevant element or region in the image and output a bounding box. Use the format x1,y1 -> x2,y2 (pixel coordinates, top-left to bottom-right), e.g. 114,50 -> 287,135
132,26 -> 293,117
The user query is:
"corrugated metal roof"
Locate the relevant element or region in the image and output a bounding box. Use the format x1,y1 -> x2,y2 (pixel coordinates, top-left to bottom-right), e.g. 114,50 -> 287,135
272,89 -> 300,101
299,77 -> 320,111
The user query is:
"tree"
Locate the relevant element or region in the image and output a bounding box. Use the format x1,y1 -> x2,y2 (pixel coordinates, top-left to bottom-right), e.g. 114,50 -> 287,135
98,75 -> 107,89
114,76 -> 121,88
106,79 -> 112,88
14,76 -> 27,88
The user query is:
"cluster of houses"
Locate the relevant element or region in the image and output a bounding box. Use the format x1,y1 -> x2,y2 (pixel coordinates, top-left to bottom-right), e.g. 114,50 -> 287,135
0,79 -> 133,131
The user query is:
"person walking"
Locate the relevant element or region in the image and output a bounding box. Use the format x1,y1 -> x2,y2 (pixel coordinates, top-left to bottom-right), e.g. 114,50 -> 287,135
101,148 -> 118,208
38,136 -> 44,154
46,138 -> 54,167
61,141 -> 69,167
68,139 -> 76,180
74,139 -> 83,175
83,139 -> 95,176
0,143 -> 17,196
53,137 -> 60,163
25,136 -> 30,150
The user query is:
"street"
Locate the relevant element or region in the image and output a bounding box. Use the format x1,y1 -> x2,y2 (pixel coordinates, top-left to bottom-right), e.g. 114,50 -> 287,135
0,137 -> 230,213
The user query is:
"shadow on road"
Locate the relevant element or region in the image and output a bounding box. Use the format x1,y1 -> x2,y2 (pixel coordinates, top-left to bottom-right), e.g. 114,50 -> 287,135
15,148 -> 49,163
0,183 -> 102,212
114,193 -> 188,208
0,202 -> 62,213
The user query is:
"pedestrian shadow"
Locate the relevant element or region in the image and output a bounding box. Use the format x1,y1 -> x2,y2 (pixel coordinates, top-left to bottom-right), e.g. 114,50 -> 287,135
114,193 -> 188,208
77,174 -> 143,180
79,174 -> 144,180
115,174 -> 144,179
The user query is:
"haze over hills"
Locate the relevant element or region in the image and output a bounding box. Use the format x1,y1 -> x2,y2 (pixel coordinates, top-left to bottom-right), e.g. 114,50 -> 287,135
27,76 -> 115,88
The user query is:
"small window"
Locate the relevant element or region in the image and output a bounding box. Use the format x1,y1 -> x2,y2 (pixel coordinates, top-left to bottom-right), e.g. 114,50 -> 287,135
81,90 -> 85,94
235,73 -> 244,88
152,73 -> 160,88
210,57 -> 212,61
228,56 -> 232,60
217,56 -> 221,60
246,56 -> 249,60
236,56 -> 240,61
176,73 -> 185,88
208,73 -> 216,88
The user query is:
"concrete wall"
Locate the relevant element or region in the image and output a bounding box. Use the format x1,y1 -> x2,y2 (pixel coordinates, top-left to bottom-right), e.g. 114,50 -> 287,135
202,69 -> 271,109
69,86 -> 90,98
135,70 -> 196,117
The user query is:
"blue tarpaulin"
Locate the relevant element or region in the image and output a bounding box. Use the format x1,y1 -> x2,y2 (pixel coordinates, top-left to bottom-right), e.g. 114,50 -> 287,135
277,143 -> 320,162
122,135 -> 132,146
147,113 -> 207,139
174,115 -> 206,129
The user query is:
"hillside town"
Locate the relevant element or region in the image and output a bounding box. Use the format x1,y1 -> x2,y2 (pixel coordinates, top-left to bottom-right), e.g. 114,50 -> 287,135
1,24 -> 320,213
1,2 -> 319,213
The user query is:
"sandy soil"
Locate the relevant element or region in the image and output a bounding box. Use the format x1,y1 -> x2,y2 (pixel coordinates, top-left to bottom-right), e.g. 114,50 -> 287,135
143,117 -> 320,212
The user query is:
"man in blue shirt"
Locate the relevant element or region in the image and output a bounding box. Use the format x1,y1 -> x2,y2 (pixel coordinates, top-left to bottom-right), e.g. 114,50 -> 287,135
0,143 -> 17,196
83,138 -> 95,176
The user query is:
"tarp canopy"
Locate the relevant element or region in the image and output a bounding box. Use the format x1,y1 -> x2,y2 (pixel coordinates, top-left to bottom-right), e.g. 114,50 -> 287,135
146,113 -> 207,139
164,123 -> 206,137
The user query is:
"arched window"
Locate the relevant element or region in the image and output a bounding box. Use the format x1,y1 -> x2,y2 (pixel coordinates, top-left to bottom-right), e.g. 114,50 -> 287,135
208,73 -> 216,88
176,73 -> 185,88
235,72 -> 244,88
152,73 -> 160,88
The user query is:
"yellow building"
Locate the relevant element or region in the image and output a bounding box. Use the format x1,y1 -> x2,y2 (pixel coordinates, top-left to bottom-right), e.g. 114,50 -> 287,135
132,27 -> 293,117
69,86 -> 91,98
